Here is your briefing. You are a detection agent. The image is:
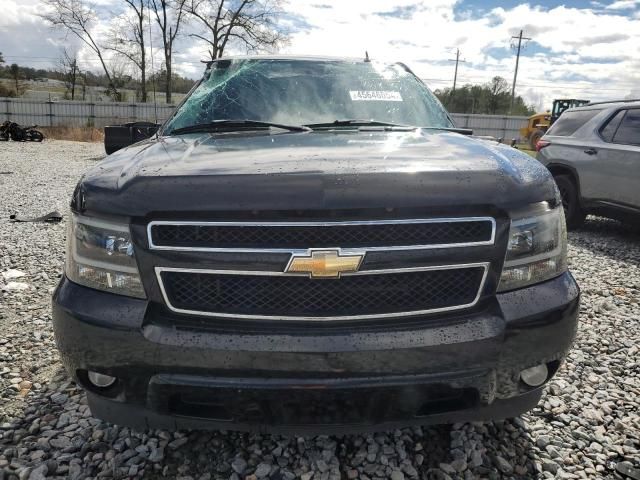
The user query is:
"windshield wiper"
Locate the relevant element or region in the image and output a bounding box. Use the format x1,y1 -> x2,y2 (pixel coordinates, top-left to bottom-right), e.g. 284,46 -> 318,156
303,119 -> 416,130
169,119 -> 311,135
419,126 -> 473,135
304,120 -> 473,135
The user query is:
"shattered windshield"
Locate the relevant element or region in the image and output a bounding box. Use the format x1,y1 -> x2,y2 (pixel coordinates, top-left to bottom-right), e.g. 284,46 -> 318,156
164,59 -> 453,133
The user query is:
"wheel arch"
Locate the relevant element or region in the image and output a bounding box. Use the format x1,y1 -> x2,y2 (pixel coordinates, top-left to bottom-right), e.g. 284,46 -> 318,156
546,163 -> 585,208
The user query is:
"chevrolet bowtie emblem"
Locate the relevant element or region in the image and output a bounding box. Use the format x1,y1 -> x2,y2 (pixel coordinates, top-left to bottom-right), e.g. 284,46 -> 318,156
286,249 -> 365,278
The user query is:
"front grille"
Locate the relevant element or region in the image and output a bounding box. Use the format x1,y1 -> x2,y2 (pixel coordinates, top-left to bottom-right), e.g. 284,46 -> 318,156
159,266 -> 486,319
161,382 -> 479,425
149,219 -> 494,250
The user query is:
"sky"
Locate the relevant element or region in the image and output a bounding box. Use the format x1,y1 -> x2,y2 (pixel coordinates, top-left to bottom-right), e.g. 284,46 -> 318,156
1,0 -> 639,110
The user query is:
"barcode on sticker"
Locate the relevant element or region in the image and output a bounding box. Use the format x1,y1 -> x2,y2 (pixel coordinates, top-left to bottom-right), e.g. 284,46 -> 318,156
349,91 -> 403,101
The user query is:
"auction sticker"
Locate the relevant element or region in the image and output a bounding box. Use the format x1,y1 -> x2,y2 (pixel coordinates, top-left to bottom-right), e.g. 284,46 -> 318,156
349,91 -> 403,101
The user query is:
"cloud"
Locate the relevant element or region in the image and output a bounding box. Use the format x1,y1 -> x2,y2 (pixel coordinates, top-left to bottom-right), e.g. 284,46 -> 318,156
374,4 -> 422,19
0,0 -> 41,26
279,2 -> 640,107
1,0 -> 639,110
0,0 -> 77,65
605,0 -> 640,9
506,24 -> 554,37
566,33 -> 630,46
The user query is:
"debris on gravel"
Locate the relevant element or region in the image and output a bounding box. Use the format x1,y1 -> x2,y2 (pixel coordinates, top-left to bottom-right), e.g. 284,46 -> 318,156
1,141 -> 639,479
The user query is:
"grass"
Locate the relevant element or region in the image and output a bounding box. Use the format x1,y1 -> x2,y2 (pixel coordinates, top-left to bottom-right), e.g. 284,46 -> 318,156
514,143 -> 536,158
0,78 -> 187,104
520,148 -> 536,158
39,126 -> 104,143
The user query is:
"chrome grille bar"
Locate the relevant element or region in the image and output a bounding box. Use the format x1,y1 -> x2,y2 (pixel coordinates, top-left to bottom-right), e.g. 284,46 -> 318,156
147,217 -> 497,253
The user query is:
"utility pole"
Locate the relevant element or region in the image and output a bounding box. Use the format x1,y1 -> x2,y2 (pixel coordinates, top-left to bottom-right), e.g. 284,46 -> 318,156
449,48 -> 466,94
510,30 -> 531,113
448,48 -> 466,110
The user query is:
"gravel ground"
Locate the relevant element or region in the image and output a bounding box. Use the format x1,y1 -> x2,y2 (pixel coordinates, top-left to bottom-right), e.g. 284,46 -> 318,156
1,140 -> 639,480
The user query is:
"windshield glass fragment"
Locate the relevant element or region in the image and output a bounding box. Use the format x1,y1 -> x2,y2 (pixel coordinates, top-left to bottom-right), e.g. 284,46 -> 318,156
164,59 -> 453,134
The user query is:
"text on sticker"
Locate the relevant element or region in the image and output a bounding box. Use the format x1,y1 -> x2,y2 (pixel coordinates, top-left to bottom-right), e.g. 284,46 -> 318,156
349,91 -> 403,102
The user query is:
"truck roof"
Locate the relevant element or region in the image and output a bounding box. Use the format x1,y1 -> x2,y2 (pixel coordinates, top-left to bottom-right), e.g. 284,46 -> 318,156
204,54 -> 370,64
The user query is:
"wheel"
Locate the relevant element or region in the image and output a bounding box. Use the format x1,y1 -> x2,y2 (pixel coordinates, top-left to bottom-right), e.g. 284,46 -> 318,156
10,129 -> 25,141
529,129 -> 545,150
29,131 -> 44,142
554,175 -> 586,229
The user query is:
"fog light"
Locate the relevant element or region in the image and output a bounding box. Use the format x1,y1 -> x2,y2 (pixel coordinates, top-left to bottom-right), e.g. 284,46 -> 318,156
87,371 -> 117,388
520,364 -> 549,387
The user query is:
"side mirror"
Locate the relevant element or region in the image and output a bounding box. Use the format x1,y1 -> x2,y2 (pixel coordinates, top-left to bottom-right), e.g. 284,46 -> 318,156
104,121 -> 160,155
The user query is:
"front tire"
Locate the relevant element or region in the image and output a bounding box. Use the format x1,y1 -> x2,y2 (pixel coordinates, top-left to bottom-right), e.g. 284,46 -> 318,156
555,175 -> 586,229
529,129 -> 545,150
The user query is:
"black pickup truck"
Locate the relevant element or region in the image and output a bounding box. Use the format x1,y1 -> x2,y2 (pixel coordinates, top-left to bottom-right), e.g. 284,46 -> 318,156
53,56 -> 579,433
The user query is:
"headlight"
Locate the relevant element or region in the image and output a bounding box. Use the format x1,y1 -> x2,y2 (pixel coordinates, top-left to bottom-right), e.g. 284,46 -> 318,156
498,202 -> 567,292
65,214 -> 146,298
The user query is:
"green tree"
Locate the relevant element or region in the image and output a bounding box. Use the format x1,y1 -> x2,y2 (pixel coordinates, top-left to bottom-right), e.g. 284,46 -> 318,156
435,76 -> 535,116
486,76 -> 510,114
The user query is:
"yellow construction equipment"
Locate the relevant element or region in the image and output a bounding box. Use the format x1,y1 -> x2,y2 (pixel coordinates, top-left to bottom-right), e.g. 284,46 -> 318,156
520,99 -> 590,149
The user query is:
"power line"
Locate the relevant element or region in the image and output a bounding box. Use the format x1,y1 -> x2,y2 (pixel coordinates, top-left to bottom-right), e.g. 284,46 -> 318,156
423,79 -> 634,92
2,54 -> 205,65
3,54 -> 636,93
510,29 -> 532,113
420,75 -> 639,87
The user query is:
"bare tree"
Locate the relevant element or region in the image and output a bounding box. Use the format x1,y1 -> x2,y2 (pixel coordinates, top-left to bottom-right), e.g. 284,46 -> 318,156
58,48 -> 80,100
41,0 -> 120,99
9,64 -> 25,96
149,0 -> 187,104
106,0 -> 147,102
187,0 -> 287,60
106,58 -> 133,101
81,73 -> 88,101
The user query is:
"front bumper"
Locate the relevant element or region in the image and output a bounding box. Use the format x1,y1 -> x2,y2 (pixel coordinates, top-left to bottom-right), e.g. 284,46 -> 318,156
52,272 -> 579,433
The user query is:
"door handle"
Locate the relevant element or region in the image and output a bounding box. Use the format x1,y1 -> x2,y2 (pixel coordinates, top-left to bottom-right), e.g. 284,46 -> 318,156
584,148 -> 597,155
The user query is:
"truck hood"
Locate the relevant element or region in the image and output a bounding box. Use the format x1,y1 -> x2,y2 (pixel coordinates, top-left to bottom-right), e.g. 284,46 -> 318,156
80,130 -> 557,217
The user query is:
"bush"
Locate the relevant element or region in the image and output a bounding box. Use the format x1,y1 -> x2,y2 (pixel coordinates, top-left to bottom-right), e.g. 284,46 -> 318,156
38,126 -> 104,143
0,83 -> 16,97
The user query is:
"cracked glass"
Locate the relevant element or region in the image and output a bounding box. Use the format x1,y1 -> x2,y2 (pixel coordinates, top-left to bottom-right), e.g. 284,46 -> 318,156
164,58 -> 453,132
